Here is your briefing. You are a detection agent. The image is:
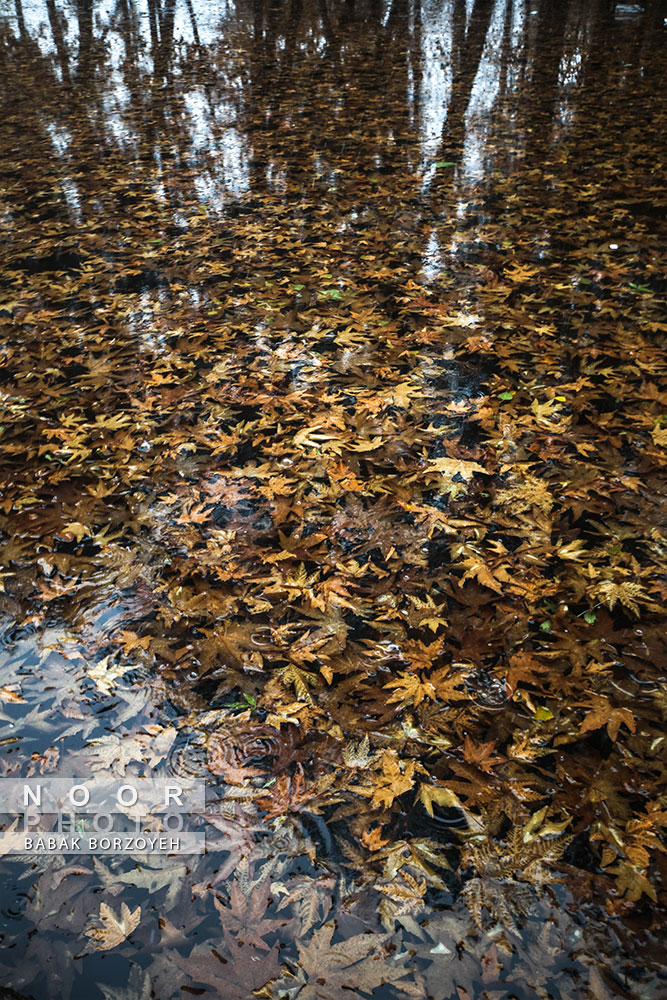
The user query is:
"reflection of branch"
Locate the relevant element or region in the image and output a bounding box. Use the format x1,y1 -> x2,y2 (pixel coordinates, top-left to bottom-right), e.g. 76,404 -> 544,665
117,0 -> 142,99
248,0 -> 304,133
14,0 -> 26,39
152,0 -> 177,76
285,0 -> 303,63
384,0 -> 409,40
318,0 -> 339,51
77,0 -> 94,82
440,0 -> 495,158
147,0 -> 160,52
184,0 -> 201,47
408,0 -> 422,120
523,1 -> 568,156
496,0 -> 513,104
46,0 -> 72,85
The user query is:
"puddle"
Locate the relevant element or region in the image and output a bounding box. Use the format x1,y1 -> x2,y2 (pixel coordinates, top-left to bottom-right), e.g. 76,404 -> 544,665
0,0 -> 666,998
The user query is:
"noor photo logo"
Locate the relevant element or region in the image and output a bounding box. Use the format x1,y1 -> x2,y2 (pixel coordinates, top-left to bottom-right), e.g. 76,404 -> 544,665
0,775 -> 206,855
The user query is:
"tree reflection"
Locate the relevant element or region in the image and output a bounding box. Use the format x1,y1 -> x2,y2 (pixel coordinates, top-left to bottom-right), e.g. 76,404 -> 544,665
0,0 -> 662,295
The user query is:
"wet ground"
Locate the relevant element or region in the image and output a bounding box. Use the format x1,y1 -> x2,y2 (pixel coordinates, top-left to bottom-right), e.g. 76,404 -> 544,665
0,1 -> 666,998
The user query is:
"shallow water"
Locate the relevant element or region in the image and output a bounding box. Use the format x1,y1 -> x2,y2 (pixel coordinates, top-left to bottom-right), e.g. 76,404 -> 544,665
0,1 -> 666,998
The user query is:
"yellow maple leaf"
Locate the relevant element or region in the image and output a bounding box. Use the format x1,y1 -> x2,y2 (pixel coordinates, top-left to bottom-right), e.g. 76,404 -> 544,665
594,579 -> 648,617
93,414 -> 131,430
63,521 -> 90,542
579,696 -> 635,742
503,262 -> 539,282
417,782 -> 465,817
361,825 -> 390,850
607,861 -> 657,903
383,672 -> 436,707
277,663 -> 318,705
652,422 -> 667,447
426,457 -> 486,480
459,558 -> 504,593
86,902 -> 141,950
88,656 -> 128,695
346,436 -> 385,452
0,686 -> 24,704
530,398 -> 561,423
351,753 -> 415,809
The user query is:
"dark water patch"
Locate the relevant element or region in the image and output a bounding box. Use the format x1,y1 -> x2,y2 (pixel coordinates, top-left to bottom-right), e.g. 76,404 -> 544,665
15,250 -> 85,274
113,270 -> 170,293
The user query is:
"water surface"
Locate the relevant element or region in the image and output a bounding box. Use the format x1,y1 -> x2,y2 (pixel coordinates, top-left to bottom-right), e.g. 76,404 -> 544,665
0,1 -> 666,998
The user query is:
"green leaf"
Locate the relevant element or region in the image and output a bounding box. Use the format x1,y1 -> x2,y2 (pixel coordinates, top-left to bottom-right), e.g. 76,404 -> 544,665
584,611 -> 597,624
435,161 -> 456,168
535,706 -> 554,721
318,288 -> 343,300
499,391 -> 514,401
540,619 -> 552,632
229,692 -> 257,711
